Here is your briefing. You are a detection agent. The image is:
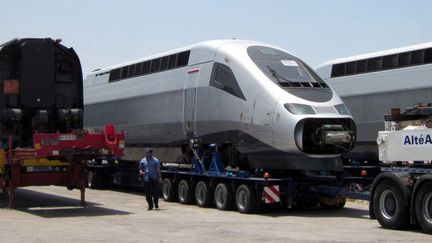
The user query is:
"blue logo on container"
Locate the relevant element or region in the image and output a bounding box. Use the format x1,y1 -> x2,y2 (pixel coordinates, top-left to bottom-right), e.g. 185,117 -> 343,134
404,134 -> 432,145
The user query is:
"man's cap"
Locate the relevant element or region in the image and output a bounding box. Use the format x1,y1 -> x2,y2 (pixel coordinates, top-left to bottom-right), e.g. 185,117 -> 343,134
146,148 -> 153,153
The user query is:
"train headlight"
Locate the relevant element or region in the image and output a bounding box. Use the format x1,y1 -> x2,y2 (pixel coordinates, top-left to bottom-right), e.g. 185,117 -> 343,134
334,104 -> 351,115
284,103 -> 316,115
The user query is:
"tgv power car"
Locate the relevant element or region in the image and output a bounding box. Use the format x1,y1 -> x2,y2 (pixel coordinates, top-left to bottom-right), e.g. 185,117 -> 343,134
84,40 -> 355,171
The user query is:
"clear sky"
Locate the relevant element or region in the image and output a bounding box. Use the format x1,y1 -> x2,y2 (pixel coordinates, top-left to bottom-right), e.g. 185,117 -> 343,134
2,0 -> 431,76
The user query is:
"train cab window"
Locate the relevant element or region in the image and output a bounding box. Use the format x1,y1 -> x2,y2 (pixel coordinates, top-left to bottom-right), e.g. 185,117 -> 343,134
248,46 -> 327,87
210,62 -> 246,100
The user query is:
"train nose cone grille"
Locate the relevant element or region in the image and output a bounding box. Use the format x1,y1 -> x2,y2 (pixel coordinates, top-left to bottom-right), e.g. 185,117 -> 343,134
313,106 -> 337,114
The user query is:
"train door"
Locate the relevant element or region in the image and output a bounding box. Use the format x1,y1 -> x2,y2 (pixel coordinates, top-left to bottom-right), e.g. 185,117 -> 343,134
252,96 -> 274,143
183,68 -> 200,137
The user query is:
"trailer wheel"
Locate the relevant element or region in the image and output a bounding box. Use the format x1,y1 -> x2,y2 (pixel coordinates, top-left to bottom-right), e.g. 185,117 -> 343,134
177,180 -> 194,204
236,184 -> 256,214
214,183 -> 233,210
162,178 -> 177,202
414,181 -> 432,233
195,181 -> 212,207
373,179 -> 409,229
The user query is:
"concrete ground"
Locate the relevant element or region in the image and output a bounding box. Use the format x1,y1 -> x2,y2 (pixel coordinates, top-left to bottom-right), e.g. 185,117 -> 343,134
0,186 -> 430,242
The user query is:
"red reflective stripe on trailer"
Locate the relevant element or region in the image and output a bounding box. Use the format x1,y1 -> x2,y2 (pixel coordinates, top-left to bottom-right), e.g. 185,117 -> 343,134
268,185 -> 281,197
263,185 -> 280,203
188,68 -> 200,73
264,192 -> 276,203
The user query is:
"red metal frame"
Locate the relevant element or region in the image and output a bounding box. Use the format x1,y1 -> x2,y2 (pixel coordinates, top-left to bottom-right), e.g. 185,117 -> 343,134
2,125 -> 125,208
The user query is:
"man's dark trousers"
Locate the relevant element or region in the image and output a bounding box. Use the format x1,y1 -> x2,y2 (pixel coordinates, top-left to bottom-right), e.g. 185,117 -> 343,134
144,180 -> 159,209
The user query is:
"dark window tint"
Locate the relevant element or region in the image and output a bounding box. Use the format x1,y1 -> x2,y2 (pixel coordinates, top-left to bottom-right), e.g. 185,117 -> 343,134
383,54 -> 398,69
135,62 -> 142,75
210,62 -> 246,100
345,61 -> 356,75
330,47 -> 432,78
121,66 -> 129,79
151,58 -> 160,72
411,50 -> 424,65
367,57 -> 382,72
425,48 -> 432,63
106,50 -> 190,82
356,60 -> 367,73
168,54 -> 177,69
109,68 -> 121,82
177,51 -> 190,67
142,61 -> 150,74
398,52 -> 410,67
248,46 -> 327,88
160,56 -> 169,71
128,64 -> 135,77
331,63 -> 345,77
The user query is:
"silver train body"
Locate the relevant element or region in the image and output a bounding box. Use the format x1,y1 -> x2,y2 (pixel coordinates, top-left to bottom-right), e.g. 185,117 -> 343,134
315,42 -> 432,160
84,40 -> 355,170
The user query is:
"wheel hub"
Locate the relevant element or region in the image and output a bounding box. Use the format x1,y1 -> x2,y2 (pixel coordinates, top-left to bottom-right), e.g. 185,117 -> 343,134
379,189 -> 397,220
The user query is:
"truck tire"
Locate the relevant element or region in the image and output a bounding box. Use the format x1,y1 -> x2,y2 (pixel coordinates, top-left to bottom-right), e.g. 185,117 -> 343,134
214,183 -> 233,210
414,181 -> 432,233
236,184 -> 256,214
162,178 -> 177,202
372,179 -> 409,229
195,181 -> 212,207
177,180 -> 194,204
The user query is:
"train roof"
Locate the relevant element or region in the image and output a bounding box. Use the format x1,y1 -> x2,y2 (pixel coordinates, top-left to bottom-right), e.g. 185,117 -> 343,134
316,41 -> 432,69
91,39 -> 263,75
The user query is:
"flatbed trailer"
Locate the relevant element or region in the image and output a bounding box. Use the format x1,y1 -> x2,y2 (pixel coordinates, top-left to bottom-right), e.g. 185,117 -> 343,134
157,143 -> 349,214
0,126 -> 125,208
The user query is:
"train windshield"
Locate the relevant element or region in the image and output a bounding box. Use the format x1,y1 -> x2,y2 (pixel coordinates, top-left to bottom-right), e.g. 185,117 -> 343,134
247,46 -> 327,88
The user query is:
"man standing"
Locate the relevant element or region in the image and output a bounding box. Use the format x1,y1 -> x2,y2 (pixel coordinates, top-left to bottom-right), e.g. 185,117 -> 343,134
139,148 -> 162,210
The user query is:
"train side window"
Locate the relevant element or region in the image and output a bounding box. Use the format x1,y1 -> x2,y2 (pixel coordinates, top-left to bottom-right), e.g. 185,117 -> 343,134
177,51 -> 190,67
109,68 -> 121,82
121,66 -> 129,79
383,54 -> 398,69
160,56 -> 169,71
345,61 -> 356,75
425,48 -> 432,63
151,58 -> 161,73
142,61 -> 151,74
398,52 -> 410,67
210,62 -> 246,100
168,54 -> 177,69
331,63 -> 345,77
356,60 -> 367,73
411,50 -> 424,65
135,62 -> 142,76
128,64 -> 136,77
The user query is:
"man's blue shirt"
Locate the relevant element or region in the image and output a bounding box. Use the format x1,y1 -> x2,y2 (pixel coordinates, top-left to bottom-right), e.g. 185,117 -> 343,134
139,156 -> 160,182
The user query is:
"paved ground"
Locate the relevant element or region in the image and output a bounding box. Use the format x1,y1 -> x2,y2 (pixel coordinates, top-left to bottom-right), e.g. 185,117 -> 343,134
0,186 -> 430,242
